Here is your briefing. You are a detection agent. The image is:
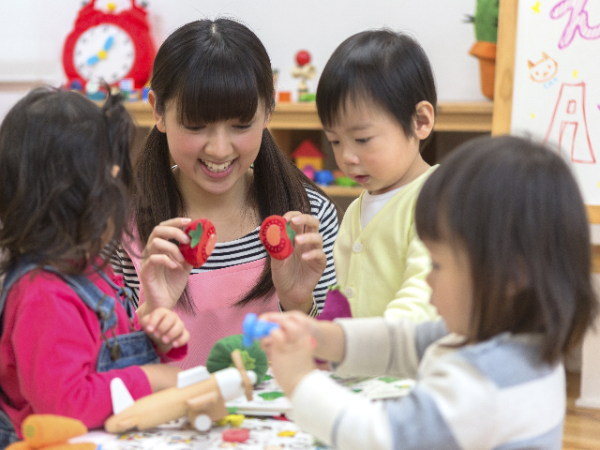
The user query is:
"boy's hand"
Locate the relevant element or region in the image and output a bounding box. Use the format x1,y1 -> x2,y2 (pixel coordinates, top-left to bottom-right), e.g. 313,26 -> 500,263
271,212 -> 327,313
139,307 -> 189,354
259,311 -> 317,396
138,217 -> 193,315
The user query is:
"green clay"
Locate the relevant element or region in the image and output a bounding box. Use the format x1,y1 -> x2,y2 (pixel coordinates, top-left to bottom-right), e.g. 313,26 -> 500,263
206,334 -> 269,385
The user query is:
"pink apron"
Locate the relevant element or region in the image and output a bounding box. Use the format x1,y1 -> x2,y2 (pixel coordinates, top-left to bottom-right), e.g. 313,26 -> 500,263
124,235 -> 279,369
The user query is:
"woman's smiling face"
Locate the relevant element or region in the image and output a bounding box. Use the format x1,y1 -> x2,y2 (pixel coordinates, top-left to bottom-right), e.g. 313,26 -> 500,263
155,96 -> 269,196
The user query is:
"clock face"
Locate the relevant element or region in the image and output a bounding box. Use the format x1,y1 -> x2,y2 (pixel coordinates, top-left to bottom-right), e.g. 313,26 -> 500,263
73,24 -> 136,84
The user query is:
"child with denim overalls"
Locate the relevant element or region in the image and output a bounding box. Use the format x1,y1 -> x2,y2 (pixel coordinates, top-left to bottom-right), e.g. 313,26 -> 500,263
0,88 -> 190,449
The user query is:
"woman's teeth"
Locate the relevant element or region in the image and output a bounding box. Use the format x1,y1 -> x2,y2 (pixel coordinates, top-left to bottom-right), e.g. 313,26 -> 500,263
202,160 -> 233,172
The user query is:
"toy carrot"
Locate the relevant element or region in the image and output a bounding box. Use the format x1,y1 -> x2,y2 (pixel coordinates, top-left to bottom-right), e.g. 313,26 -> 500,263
21,415 -> 87,449
259,215 -> 295,260
6,441 -> 32,450
42,444 -> 96,450
179,218 -> 217,267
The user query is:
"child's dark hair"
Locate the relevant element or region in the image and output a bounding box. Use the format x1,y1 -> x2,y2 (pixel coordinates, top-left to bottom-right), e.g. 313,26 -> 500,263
316,29 -> 437,150
0,87 -> 135,276
133,18 -> 336,308
415,135 -> 597,363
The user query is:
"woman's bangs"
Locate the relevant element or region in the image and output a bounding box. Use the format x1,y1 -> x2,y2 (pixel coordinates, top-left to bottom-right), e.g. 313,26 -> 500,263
176,59 -> 259,125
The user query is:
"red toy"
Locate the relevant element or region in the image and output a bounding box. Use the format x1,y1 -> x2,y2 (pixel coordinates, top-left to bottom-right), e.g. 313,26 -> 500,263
62,0 -> 155,89
259,216 -> 295,260
295,50 -> 311,67
179,219 -> 217,267
222,428 -> 250,443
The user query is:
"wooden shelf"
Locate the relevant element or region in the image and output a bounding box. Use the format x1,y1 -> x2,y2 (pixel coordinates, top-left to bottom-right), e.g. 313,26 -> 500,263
123,101 -> 494,133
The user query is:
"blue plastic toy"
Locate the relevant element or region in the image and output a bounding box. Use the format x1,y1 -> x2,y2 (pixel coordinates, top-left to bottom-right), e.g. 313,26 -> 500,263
242,313 -> 279,348
314,169 -> 334,186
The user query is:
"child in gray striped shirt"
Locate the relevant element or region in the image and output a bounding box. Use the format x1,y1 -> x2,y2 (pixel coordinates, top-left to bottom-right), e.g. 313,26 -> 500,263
260,135 -> 597,450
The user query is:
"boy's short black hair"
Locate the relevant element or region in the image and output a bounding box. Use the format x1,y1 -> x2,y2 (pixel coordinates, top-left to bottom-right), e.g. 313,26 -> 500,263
316,29 -> 437,145
0,87 -> 134,274
416,135 -> 597,363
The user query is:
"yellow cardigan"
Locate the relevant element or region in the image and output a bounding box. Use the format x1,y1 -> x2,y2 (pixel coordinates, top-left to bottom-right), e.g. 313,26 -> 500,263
333,166 -> 439,321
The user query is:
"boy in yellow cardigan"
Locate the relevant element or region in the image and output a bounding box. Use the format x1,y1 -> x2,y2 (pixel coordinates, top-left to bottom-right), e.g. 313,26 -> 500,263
317,29 -> 439,321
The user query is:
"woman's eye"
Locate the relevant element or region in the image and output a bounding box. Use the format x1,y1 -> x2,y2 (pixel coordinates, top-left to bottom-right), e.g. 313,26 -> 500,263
184,125 -> 205,131
234,124 -> 252,130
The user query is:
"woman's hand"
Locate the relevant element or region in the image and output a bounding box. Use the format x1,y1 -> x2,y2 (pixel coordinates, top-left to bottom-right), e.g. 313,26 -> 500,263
271,212 -> 327,313
139,306 -> 189,354
138,218 -> 193,315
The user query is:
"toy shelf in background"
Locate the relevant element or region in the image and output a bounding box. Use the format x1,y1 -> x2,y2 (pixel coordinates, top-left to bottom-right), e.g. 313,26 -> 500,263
62,0 -> 155,91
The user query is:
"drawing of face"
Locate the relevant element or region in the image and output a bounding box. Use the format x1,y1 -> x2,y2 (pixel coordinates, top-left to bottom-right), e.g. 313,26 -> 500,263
528,52 -> 558,82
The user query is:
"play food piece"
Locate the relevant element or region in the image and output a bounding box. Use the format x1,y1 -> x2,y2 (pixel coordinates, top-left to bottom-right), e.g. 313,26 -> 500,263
22,415 -> 87,448
259,215 -> 295,260
222,428 -> 250,443
179,219 -> 216,267
44,444 -> 96,450
242,313 -> 279,349
6,442 -> 32,450
206,334 -> 269,385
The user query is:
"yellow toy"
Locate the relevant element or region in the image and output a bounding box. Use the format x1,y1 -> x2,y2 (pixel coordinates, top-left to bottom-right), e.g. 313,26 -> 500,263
104,350 -> 255,433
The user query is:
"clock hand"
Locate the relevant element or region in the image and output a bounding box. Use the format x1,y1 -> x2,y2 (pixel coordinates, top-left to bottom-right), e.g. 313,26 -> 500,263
87,55 -> 100,66
86,36 -> 115,66
103,36 -> 114,51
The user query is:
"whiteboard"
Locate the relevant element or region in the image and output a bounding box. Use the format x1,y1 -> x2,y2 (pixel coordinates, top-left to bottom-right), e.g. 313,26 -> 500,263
510,0 -> 600,205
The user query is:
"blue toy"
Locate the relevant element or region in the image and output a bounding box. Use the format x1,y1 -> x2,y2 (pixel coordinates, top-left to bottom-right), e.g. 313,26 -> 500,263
314,169 -> 334,186
242,313 -> 279,348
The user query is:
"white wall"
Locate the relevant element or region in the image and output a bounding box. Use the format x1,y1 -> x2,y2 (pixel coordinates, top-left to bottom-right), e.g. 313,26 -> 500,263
0,0 -> 485,121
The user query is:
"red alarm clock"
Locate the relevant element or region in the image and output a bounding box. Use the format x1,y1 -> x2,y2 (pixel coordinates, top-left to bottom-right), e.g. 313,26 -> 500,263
62,0 -> 155,89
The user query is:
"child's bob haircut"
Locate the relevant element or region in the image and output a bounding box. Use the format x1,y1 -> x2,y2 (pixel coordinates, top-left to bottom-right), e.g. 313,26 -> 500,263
415,135 -> 597,363
316,29 -> 437,143
0,87 -> 135,274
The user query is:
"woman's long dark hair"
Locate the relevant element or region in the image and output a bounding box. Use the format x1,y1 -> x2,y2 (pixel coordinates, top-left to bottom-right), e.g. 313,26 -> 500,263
0,87 -> 135,276
134,19 -> 335,309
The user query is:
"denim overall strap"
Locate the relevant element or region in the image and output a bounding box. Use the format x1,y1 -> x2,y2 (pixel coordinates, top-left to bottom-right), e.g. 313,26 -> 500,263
0,263 -> 40,449
40,268 -> 160,372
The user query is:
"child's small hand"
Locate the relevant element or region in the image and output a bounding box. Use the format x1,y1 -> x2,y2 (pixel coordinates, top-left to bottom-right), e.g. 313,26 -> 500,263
259,311 -> 317,396
139,307 -> 190,354
138,218 -> 193,315
271,212 -> 327,313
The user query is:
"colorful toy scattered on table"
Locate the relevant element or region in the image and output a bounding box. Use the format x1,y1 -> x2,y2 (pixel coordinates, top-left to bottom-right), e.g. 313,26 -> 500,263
206,334 -> 269,385
259,215 -> 295,260
291,50 -> 316,100
7,415 -> 94,450
242,313 -> 279,348
104,350 -> 255,433
222,428 -> 250,443
179,218 -> 217,267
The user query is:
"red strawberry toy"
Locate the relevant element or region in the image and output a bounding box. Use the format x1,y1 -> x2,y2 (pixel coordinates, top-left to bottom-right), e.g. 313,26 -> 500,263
259,215 -> 296,260
179,219 -> 217,267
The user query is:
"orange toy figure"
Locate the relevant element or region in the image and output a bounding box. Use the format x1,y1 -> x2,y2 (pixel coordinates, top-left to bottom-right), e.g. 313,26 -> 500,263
6,415 -> 94,450
259,216 -> 295,260
179,219 -> 217,267
104,351 -> 255,433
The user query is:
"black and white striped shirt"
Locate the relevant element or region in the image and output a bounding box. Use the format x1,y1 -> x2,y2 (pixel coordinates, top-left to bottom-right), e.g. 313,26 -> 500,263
111,189 -> 338,316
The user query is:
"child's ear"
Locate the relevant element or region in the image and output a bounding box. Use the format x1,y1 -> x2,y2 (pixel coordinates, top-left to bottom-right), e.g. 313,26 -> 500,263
148,90 -> 166,133
413,101 -> 435,140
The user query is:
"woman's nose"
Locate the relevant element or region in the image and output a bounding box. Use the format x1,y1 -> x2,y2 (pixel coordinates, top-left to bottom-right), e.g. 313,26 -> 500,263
205,128 -> 230,157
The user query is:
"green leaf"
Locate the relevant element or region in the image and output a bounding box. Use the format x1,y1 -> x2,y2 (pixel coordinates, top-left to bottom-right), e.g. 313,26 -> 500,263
258,391 -> 285,401
286,221 -> 296,247
189,223 -> 203,248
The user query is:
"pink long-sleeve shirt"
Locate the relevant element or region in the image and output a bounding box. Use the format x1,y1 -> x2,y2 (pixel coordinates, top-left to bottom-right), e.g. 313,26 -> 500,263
0,265 -> 186,437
